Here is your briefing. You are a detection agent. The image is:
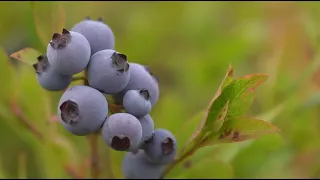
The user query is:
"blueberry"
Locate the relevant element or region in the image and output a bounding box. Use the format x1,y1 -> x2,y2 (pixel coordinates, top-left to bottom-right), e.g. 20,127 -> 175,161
58,85 -> 108,136
144,129 -> 177,164
102,113 -> 142,151
138,114 -> 155,149
122,150 -> 165,179
71,17 -> 115,55
46,29 -> 91,75
87,49 -> 130,94
33,54 -> 72,91
115,63 -> 159,106
123,89 -> 152,117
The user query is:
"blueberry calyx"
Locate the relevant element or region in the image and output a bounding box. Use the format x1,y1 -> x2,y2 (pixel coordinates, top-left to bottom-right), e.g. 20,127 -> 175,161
60,100 -> 80,125
139,89 -> 150,100
50,29 -> 71,50
111,52 -> 130,73
111,135 -> 130,150
161,137 -> 174,155
85,16 -> 91,20
97,17 -> 103,22
33,55 -> 49,74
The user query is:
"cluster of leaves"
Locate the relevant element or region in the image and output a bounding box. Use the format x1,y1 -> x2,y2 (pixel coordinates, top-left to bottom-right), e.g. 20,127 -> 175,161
161,65 -> 280,178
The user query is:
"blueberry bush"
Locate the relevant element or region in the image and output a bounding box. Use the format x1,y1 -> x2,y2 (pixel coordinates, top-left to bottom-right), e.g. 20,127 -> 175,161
1,1 -> 320,178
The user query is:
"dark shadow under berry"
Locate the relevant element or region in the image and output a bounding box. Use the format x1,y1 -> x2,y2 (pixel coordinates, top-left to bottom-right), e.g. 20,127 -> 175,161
112,52 -> 129,73
111,136 -> 130,150
161,137 -> 174,155
60,100 -> 80,125
144,132 -> 155,144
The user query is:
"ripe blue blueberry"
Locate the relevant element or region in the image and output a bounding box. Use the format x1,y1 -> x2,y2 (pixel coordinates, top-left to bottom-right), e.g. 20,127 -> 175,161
102,113 -> 142,151
33,54 -> 72,91
115,63 -> 159,106
144,129 -> 177,164
123,89 -> 152,118
122,150 -> 165,179
71,17 -> 115,55
87,49 -> 130,94
46,29 -> 91,75
58,85 -> 108,136
138,114 -> 155,149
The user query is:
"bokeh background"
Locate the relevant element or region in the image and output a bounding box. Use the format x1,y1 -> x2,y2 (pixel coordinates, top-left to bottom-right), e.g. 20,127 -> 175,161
0,1 -> 320,178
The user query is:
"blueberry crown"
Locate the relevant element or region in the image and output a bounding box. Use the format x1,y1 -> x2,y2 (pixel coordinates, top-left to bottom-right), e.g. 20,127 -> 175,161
50,28 -> 71,50
139,89 -> 150,100
161,137 -> 174,155
111,52 -> 130,73
59,100 -> 80,125
84,16 -> 104,22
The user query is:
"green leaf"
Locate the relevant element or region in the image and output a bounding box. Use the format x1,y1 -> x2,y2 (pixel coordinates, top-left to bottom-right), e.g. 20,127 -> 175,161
162,66 -> 274,178
196,73 -> 269,145
227,91 -> 255,117
200,117 -> 280,146
176,110 -> 206,151
178,66 -> 233,158
10,48 -> 42,66
31,1 -> 66,46
206,100 -> 229,132
189,65 -> 233,142
214,74 -> 268,117
226,74 -> 268,117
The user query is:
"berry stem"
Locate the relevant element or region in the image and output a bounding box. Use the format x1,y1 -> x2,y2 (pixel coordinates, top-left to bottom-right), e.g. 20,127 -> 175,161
65,164 -> 85,179
71,76 -> 86,82
88,133 -> 100,179
84,68 -> 101,179
105,147 -> 114,178
160,147 -> 197,179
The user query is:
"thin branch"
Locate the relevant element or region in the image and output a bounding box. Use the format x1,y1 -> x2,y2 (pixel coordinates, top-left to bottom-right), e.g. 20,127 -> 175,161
88,133 -> 100,178
108,104 -> 123,114
9,101 -> 43,141
83,69 -> 101,179
65,164 -> 85,179
105,147 -> 114,178
72,76 -> 86,82
49,115 -> 59,123
160,148 -> 197,179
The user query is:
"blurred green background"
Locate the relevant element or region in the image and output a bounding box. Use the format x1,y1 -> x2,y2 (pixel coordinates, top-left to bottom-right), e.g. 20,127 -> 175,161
1,1 -> 320,178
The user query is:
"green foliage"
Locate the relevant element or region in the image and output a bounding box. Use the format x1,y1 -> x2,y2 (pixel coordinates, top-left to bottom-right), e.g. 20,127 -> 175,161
160,66 -> 278,178
1,1 -> 320,179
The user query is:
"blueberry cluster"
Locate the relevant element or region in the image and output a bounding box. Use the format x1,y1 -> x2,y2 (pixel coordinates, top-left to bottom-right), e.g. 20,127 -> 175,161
32,17 -> 176,179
